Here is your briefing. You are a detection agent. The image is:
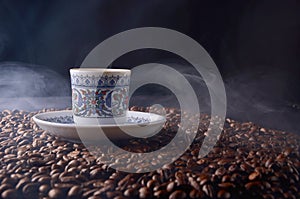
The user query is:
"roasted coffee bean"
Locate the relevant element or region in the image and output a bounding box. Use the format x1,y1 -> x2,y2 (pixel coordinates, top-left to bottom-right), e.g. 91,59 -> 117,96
240,163 -> 252,171
87,196 -> 103,199
146,179 -> 159,189
166,181 -> 175,192
0,108 -> 299,199
228,164 -> 237,172
2,177 -> 18,185
248,171 -> 261,181
38,176 -> 51,184
22,183 -> 40,196
245,181 -> 263,190
124,188 -> 135,197
1,189 -> 21,199
90,168 -> 103,179
93,184 -> 113,196
139,187 -> 151,198
169,190 -> 187,199
199,175 -> 209,186
217,189 -> 231,198
60,176 -> 78,183
202,184 -> 214,198
218,182 -> 235,188
188,177 -> 200,191
68,186 -> 82,198
105,191 -> 121,198
215,167 -> 226,176
82,188 -> 98,198
48,188 -> 65,199
16,177 -> 30,190
0,184 -> 13,193
189,189 -> 204,198
175,171 -> 186,185
154,190 -> 168,198
221,175 -> 231,182
39,184 -> 50,194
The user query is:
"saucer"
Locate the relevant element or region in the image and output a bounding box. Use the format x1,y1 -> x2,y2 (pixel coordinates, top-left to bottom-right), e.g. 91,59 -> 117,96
33,110 -> 166,142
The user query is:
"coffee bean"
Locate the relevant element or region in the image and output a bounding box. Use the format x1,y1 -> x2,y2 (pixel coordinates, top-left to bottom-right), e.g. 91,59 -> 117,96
2,177 -> 18,185
87,196 -> 103,199
0,184 -> 13,193
166,181 -> 175,192
188,177 -> 200,191
146,179 -> 159,189
39,184 -> 50,193
28,157 -> 45,167
16,177 -> 30,190
154,190 -> 168,198
48,188 -> 65,199
139,187 -> 151,198
221,175 -> 231,182
189,189 -> 204,198
169,190 -> 187,199
60,176 -> 78,183
217,189 -> 231,198
245,181 -> 263,190
90,168 -> 103,179
199,175 -> 209,186
105,191 -> 120,198
153,183 -> 166,192
217,158 -> 232,166
249,171 -> 261,181
68,186 -> 82,198
218,182 -> 235,188
228,164 -> 237,172
93,185 -> 113,196
124,188 -> 135,197
283,148 -> 293,156
0,108 -> 299,199
82,188 -> 98,198
22,182 -> 39,194
38,176 -> 51,184
202,184 -> 214,198
53,183 -> 74,192
215,167 -> 226,176
240,163 -> 252,171
1,189 -> 21,199
263,193 -> 275,199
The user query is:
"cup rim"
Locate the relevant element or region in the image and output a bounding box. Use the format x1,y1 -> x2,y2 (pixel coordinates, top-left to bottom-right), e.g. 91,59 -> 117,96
70,68 -> 130,73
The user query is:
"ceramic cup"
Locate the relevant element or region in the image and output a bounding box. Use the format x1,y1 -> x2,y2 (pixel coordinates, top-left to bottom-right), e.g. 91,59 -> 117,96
70,68 -> 131,125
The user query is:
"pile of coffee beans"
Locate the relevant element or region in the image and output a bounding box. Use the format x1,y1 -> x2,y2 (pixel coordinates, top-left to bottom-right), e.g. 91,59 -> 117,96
0,107 -> 299,199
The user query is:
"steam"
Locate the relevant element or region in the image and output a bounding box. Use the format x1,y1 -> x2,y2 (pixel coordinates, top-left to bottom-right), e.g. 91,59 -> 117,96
0,61 -> 298,133
0,62 -> 71,110
128,62 -> 299,133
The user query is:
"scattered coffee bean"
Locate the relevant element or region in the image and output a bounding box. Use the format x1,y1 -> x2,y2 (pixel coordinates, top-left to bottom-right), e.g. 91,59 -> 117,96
22,183 -> 39,197
48,188 -> 65,199
1,189 -> 21,199
139,187 -> 151,198
39,184 -> 50,194
249,171 -> 261,181
68,185 -> 82,198
0,108 -> 298,199
217,189 -> 231,198
169,190 -> 187,199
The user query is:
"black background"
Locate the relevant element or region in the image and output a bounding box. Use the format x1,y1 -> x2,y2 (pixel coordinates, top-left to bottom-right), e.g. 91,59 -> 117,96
0,0 -> 299,133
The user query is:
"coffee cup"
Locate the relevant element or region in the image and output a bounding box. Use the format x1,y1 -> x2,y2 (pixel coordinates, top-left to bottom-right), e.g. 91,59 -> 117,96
70,68 -> 131,125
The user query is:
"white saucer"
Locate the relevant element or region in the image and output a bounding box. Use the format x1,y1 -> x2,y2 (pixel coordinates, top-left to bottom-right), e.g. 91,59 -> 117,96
33,110 -> 166,142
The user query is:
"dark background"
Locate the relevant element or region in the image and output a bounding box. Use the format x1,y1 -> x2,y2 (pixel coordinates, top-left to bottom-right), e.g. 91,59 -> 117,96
0,0 -> 299,133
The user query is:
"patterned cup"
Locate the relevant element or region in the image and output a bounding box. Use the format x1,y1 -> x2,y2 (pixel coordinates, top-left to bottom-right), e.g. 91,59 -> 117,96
70,68 -> 131,125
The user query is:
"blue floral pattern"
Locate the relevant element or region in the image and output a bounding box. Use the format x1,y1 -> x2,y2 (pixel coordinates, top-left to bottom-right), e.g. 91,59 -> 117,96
43,115 -> 151,124
71,73 -> 130,118
71,74 -> 130,87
